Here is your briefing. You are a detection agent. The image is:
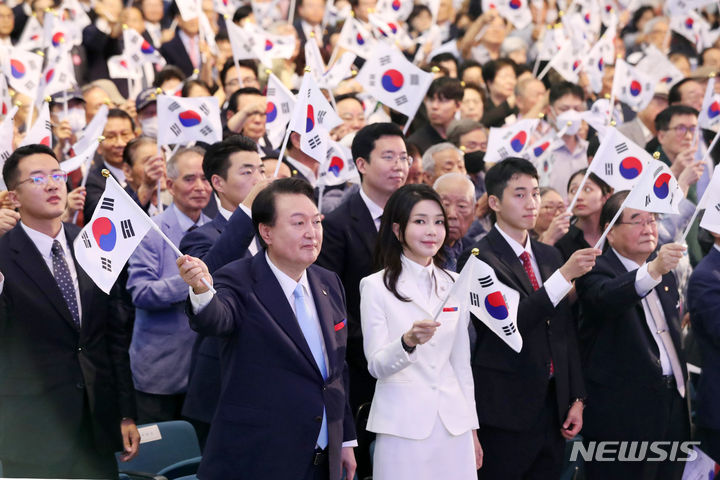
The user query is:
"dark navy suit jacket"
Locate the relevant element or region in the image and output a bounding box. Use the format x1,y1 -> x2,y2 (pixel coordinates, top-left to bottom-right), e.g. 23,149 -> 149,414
188,254 -> 355,479
688,247 -> 720,430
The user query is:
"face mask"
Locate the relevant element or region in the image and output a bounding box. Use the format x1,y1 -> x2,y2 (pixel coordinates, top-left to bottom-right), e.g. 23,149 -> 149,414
464,150 -> 485,174
555,110 -> 582,136
59,107 -> 86,134
140,117 -> 158,138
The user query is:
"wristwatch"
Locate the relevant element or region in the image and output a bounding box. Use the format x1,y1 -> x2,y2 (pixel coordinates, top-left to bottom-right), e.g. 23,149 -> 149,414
400,335 -> 416,353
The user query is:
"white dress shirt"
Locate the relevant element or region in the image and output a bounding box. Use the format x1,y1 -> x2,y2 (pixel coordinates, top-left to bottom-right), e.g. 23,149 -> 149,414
286,156 -> 318,187
104,161 -> 126,187
612,249 -> 672,375
359,186 -> 384,232
494,224 -> 572,306
20,222 -> 83,322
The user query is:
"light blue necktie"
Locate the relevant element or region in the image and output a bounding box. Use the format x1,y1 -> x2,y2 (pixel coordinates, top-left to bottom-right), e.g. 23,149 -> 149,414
293,284 -> 328,449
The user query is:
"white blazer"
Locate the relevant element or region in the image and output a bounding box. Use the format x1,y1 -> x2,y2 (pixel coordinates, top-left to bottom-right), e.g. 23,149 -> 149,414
359,258 -> 479,440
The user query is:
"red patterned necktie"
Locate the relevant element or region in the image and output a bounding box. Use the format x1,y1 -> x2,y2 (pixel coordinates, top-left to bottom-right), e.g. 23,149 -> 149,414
519,251 -> 540,291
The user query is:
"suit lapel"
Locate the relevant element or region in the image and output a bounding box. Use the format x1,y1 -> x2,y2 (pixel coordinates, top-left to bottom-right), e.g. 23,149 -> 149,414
487,228 -> 534,295
307,268 -> 339,377
10,226 -> 78,331
349,192 -> 378,258
251,255 -> 323,378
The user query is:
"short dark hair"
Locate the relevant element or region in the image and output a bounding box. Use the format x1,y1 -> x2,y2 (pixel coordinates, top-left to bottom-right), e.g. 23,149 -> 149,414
335,93 -> 363,107
2,144 -> 58,190
252,177 -> 315,248
407,4 -> 431,29
227,87 -> 264,114
220,58 -> 258,87
599,190 -> 629,230
431,52 -> 459,73
375,184 -> 450,300
654,105 -> 699,132
549,81 -> 584,105
567,168 -> 613,196
668,78 -> 698,105
351,122 -> 406,162
107,108 -> 136,131
203,135 -> 259,193
426,77 -> 464,102
181,79 -> 212,97
232,5 -> 253,23
153,65 -> 186,89
123,136 -> 156,166
485,157 -> 538,201
481,58 -> 517,85
459,60 -> 482,78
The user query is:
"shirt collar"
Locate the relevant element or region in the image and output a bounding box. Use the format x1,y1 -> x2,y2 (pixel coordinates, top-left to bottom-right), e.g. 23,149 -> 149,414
286,156 -> 317,186
714,244 -> 720,254
359,186 -> 384,224
612,247 -> 641,271
265,251 -> 310,301
172,203 -> 205,232
103,161 -> 126,186
401,253 -> 434,277
495,223 -> 533,259
20,221 -> 68,260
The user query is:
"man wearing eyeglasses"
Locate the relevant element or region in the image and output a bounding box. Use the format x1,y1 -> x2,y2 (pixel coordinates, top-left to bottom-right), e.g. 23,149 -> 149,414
575,191 -> 690,480
0,144 -> 140,477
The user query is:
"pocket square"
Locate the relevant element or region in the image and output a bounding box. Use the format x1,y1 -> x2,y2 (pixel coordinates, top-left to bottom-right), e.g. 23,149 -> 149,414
334,319 -> 347,331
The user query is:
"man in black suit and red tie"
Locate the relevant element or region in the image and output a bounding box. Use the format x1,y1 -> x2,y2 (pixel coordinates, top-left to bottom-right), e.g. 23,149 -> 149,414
458,157 -> 600,480
576,191 -> 690,480
0,144 -> 140,477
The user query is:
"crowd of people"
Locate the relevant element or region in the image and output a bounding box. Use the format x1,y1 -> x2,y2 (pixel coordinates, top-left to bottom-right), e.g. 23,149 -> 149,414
1,0 -> 720,478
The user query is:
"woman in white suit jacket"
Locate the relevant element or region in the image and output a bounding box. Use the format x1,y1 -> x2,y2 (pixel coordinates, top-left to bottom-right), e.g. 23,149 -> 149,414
359,184 -> 482,480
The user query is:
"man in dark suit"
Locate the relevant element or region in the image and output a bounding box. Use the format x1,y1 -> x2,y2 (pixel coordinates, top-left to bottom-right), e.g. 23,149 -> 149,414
688,228 -> 720,463
159,2 -> 201,77
178,136 -> 269,445
178,178 -> 356,479
0,144 -> 139,477
458,157 -> 598,480
576,191 -> 690,480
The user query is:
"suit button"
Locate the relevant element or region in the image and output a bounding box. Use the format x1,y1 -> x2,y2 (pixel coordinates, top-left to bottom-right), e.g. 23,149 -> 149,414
76,382 -> 84,389
656,359 -> 661,366
77,346 -> 83,352
322,385 -> 327,391
314,416 -> 322,422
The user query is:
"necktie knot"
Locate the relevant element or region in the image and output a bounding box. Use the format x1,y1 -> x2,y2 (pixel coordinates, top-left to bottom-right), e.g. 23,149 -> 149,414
293,284 -> 304,300
52,240 -> 63,255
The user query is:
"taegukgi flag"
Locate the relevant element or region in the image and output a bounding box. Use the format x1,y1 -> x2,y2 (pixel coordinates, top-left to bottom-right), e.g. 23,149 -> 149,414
74,174 -> 155,293
587,127 -> 653,192
624,160 -> 683,215
156,95 -> 222,147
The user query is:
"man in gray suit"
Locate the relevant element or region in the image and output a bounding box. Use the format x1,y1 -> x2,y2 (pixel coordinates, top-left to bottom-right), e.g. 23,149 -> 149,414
127,146 -> 212,422
618,87 -> 668,149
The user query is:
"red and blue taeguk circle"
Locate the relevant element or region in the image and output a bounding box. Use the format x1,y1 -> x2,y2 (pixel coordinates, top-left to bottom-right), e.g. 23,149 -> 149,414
510,131 -> 527,152
10,59 -> 25,79
619,156 -> 642,180
708,101 -> 720,119
141,40 -> 155,54
178,110 -> 202,127
484,292 -> 509,320
92,217 -> 117,251
653,172 -> 672,199
381,69 -> 404,93
266,102 -> 277,123
329,156 -> 344,176
306,104 -> 315,132
629,80 -> 642,97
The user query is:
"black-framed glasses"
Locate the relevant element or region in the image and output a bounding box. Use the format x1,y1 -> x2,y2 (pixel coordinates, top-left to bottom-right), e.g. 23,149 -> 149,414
665,125 -> 697,136
15,171 -> 68,187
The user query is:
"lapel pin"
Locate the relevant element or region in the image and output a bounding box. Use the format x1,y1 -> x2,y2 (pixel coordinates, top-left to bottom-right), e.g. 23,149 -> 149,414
664,286 -> 669,292
322,289 -> 327,296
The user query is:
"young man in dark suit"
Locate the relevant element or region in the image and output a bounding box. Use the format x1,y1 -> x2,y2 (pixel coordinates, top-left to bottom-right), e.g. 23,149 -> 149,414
576,191 -> 690,480
0,144 -> 140,477
178,178 -> 356,479
688,228 -> 720,463
458,157 -> 600,480
159,1 -> 201,76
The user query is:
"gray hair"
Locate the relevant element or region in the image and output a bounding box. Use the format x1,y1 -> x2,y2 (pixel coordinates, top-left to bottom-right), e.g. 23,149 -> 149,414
447,119 -> 485,147
422,142 -> 464,173
167,145 -> 206,179
433,172 -> 475,201
642,16 -> 668,35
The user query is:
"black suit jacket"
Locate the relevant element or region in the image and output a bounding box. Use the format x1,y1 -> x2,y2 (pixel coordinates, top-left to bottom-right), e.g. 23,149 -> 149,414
188,255 -> 355,479
0,223 -> 135,464
458,227 -> 586,431
316,192 -> 377,372
576,248 -> 688,441
160,32 -> 195,77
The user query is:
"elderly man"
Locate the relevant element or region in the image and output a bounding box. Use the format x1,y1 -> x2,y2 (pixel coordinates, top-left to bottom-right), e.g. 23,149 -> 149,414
434,172 -> 476,271
422,142 -> 466,186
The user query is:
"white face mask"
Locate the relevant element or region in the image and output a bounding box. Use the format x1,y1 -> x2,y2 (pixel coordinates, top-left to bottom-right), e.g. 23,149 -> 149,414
59,107 -> 87,134
555,110 -> 583,136
140,117 -> 158,138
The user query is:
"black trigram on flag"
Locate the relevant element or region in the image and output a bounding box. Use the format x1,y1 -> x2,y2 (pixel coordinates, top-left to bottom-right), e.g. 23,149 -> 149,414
395,95 -> 408,106
715,202 -> 720,212
81,231 -> 91,248
120,219 -> 135,239
0,150 -> 9,161
470,292 -> 481,307
200,125 -> 213,136
614,142 -> 628,155
267,87 -> 276,96
101,197 -> 115,211
645,195 -> 651,207
170,124 -> 181,136
101,257 -> 112,271
307,135 -> 322,149
410,74 -> 419,85
198,103 -> 210,115
379,55 -> 391,66
605,163 -> 613,175
281,102 -> 290,114
168,101 -> 181,112
317,110 -> 327,124
478,275 -> 493,288
502,324 -> 517,336
497,147 -> 509,159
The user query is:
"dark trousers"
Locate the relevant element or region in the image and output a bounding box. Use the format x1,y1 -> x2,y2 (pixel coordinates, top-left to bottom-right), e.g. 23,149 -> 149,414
2,397 -> 117,479
304,448 -> 330,480
135,390 -> 186,425
477,381 -> 565,480
347,337 -> 376,480
584,384 -> 690,480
